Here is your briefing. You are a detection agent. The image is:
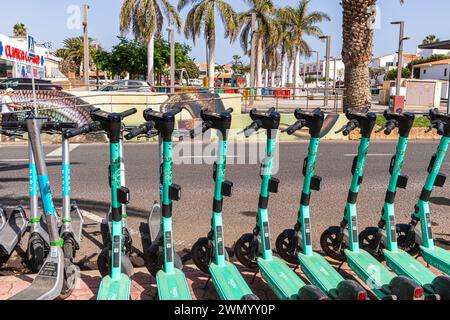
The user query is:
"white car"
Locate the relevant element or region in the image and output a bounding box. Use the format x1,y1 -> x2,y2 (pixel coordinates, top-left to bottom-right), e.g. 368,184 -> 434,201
98,80 -> 155,92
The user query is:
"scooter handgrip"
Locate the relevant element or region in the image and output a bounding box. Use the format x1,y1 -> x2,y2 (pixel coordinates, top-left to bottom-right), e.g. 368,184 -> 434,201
384,121 -> 397,135
64,124 -> 92,139
286,121 -> 304,135
243,121 -> 260,138
436,121 -> 445,136
120,108 -> 137,118
125,126 -> 147,140
342,121 -> 357,136
1,121 -> 27,129
190,122 -> 210,139
43,122 -> 78,130
224,108 -> 234,114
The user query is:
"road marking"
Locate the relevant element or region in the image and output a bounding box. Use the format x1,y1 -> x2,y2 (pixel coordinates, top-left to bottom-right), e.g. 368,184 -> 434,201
46,144 -> 80,157
80,210 -> 140,236
179,155 -> 240,159
0,158 -> 61,162
344,154 -> 392,157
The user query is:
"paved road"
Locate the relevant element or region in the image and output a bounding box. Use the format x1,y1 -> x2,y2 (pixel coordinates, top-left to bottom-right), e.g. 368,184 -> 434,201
1,140 -> 449,274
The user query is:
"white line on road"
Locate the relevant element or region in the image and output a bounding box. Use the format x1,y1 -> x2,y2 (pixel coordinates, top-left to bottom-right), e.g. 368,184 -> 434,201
179,155 -> 240,159
46,144 -> 80,157
80,210 -> 140,236
344,154 -> 392,157
0,158 -> 61,162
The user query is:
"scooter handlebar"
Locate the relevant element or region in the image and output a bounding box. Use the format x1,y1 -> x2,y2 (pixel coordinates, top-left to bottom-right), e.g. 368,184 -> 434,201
243,120 -> 262,137
42,122 -> 78,131
64,121 -> 101,139
283,120 -> 305,136
190,121 -> 213,139
120,108 -> 138,118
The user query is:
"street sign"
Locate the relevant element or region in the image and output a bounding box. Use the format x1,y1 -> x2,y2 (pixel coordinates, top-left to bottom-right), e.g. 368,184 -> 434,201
27,35 -> 36,59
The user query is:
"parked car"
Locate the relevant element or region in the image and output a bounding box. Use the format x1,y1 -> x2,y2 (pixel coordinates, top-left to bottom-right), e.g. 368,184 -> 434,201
0,78 -> 63,91
98,80 -> 155,92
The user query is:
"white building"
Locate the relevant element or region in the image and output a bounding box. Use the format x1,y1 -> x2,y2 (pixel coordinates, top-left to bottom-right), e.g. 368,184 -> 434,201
300,59 -> 345,81
370,53 -> 420,70
0,34 -> 49,79
417,48 -> 450,59
413,58 -> 450,81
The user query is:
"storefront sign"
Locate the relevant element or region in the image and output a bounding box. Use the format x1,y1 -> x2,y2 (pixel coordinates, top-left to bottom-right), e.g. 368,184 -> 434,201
0,40 -> 44,66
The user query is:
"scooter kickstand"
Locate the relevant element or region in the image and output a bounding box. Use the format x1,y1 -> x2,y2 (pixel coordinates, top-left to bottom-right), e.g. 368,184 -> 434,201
250,269 -> 260,285
337,261 -> 345,272
203,276 -> 212,290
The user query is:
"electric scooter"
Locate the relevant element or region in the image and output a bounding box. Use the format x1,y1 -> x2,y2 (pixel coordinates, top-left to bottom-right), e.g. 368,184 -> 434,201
319,109 -> 424,300
7,116 -> 80,300
0,127 -> 28,264
234,108 -> 327,300
189,108 -> 259,300
359,109 -> 450,300
275,108 -> 368,300
65,108 -> 136,300
395,108 -> 450,275
141,107 -> 192,300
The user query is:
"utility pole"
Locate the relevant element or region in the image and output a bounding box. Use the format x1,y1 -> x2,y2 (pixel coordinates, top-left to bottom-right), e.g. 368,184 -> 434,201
168,20 -> 175,94
249,12 -> 257,107
391,21 -> 410,110
320,36 -> 331,106
83,5 -> 90,89
303,62 -> 306,89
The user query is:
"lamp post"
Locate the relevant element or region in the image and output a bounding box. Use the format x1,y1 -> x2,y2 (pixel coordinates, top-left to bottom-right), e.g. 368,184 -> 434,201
391,21 -> 410,110
167,19 -> 175,94
320,35 -> 331,106
82,4 -> 90,89
310,50 -> 320,87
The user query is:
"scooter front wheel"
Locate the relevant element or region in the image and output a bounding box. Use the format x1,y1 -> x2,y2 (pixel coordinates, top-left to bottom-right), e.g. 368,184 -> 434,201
144,244 -> 183,277
275,229 -> 301,265
320,226 -> 347,262
191,237 -> 231,274
97,247 -> 134,278
396,224 -> 421,256
359,227 -> 385,261
234,234 -> 259,269
26,234 -> 46,273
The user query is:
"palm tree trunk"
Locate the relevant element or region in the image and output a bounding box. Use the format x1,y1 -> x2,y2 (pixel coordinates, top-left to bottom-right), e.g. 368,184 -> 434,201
281,51 -> 286,88
288,58 -> 294,84
256,37 -> 263,97
147,35 -> 155,85
264,69 -> 269,88
209,34 -> 216,90
271,69 -> 276,88
294,47 -> 301,99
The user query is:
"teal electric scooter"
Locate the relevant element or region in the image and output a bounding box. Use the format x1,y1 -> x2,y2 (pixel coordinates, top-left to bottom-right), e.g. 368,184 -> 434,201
234,108 -> 327,300
320,109 -> 424,300
190,108 -> 258,300
396,108 -> 450,275
66,108 -> 136,300
142,107 -> 192,300
275,108 -> 367,300
360,109 -> 450,300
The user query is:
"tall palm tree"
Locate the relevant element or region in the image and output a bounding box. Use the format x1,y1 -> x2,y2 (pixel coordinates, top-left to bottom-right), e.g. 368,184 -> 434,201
273,8 -> 294,87
13,23 -> 27,37
56,37 -> 101,76
281,0 -> 330,97
178,0 -> 237,89
120,0 -> 181,86
341,0 -> 404,110
237,0 -> 274,94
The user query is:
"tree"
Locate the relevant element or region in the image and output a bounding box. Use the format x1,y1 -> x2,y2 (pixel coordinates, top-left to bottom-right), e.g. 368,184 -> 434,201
13,23 -> 27,37
231,55 -> 247,75
422,34 -> 440,45
237,0 -> 274,94
280,1 -> 330,96
179,0 -> 238,89
120,0 -> 181,86
55,36 -> 101,76
384,67 -> 411,81
273,8 -> 294,88
342,0 -> 405,110
178,60 -> 200,80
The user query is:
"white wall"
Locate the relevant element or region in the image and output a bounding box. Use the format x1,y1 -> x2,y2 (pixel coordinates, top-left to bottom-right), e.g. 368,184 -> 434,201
418,48 -> 450,59
419,64 -> 450,81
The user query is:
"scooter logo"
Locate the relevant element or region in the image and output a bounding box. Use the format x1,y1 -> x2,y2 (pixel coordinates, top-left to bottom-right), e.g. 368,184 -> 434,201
170,287 -> 178,298
278,272 -> 289,281
366,264 -> 382,290
319,267 -> 329,276
228,278 -> 238,289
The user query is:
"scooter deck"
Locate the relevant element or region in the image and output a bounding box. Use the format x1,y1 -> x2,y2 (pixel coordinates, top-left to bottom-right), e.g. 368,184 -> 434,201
421,246 -> 450,276
210,261 -> 255,300
97,274 -> 131,300
156,268 -> 192,300
298,252 -> 345,298
9,247 -> 64,300
0,209 -> 28,255
345,249 -> 395,298
258,256 -> 306,300
384,249 -> 437,288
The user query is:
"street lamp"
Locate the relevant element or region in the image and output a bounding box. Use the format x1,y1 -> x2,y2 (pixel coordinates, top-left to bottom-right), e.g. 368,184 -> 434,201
310,50 -> 320,88
319,35 -> 331,106
391,21 -> 410,108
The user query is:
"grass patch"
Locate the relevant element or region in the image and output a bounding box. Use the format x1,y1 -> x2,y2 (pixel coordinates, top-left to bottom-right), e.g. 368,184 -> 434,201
376,115 -> 430,128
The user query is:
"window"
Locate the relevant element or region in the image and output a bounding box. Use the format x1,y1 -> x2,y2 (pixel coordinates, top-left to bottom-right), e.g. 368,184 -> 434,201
423,69 -> 427,75
445,68 -> 448,77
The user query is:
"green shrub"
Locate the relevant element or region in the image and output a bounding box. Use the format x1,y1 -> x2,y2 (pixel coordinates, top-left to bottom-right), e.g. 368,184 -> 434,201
376,115 -> 430,128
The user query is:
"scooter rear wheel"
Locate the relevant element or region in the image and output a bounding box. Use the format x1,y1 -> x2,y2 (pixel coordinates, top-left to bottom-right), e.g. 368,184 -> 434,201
97,247 -> 134,278
234,234 -> 259,269
359,227 -> 385,261
275,229 -> 301,265
320,226 -> 347,262
396,224 -> 421,256
26,234 -> 46,273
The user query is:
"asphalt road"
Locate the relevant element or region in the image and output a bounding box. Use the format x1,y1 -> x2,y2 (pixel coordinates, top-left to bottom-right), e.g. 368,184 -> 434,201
1,140 -> 449,274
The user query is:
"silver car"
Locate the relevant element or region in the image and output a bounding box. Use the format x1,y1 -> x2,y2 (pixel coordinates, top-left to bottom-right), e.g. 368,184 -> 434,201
99,80 -> 155,92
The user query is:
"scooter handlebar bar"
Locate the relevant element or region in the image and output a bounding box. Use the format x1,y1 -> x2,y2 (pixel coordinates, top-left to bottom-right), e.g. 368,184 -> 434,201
124,123 -> 156,140
243,120 -> 262,137
283,120 -> 305,136
120,108 -> 138,118
190,121 -> 213,139
63,121 -> 101,139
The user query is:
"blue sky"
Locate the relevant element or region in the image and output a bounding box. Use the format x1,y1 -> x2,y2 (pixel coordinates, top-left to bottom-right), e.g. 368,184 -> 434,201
1,0 -> 450,64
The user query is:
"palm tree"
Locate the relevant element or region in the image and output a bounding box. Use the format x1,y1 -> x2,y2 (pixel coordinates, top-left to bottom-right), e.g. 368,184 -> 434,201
120,0 -> 181,86
422,34 -> 440,45
56,37 -> 101,76
273,8 -> 294,87
280,0 -> 330,97
13,23 -> 27,37
237,0 -> 274,94
178,0 -> 238,89
341,0 -> 404,110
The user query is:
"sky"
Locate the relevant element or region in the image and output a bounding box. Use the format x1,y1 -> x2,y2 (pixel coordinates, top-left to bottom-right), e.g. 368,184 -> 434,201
1,0 -> 450,64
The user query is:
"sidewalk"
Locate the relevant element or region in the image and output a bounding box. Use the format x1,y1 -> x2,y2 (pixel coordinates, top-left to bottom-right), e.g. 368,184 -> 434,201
1,257 -> 443,300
